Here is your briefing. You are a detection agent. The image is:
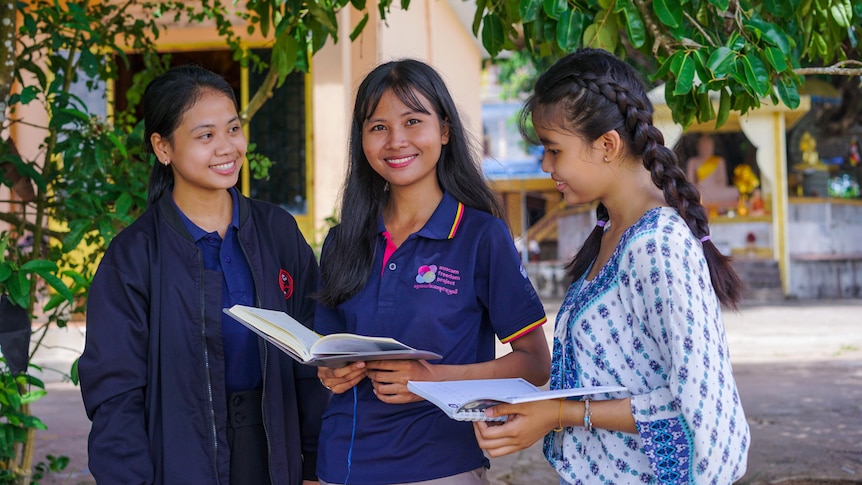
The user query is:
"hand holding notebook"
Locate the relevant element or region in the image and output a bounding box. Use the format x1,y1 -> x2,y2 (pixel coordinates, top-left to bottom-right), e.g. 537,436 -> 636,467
408,378 -> 627,421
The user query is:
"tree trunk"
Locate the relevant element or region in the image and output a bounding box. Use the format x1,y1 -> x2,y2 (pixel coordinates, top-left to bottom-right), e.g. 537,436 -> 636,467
0,1 -> 17,127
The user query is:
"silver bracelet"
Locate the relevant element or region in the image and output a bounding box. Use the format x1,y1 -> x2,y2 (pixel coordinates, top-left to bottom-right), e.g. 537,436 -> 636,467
583,397 -> 593,432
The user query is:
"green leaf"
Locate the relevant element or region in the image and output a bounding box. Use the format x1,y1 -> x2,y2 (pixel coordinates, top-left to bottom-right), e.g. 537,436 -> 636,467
349,13 -> 369,41
695,91 -> 716,123
653,0 -> 682,28
543,0 -> 567,20
708,47 -> 735,77
115,191 -> 133,216
306,0 -> 337,32
21,414 -> 47,431
764,46 -> 788,72
619,0 -> 645,48
672,53 -> 695,95
70,358 -> 80,385
583,14 -> 618,52
106,131 -> 127,157
7,271 -> 30,308
691,49 -> 710,85
830,1 -> 850,27
272,31 -> 299,86
43,293 -> 67,312
472,0 -> 486,34
18,86 -> 40,105
742,54 -> 770,97
0,264 -> 10,282
716,87 -> 731,128
350,0 -> 367,10
745,16 -> 792,54
481,13 -> 506,57
20,389 -> 47,405
556,10 -> 584,51
63,220 -> 90,252
40,273 -> 75,304
707,0 -> 729,9
20,259 -> 58,273
776,77 -> 801,108
520,0 -> 542,23
650,52 -> 679,82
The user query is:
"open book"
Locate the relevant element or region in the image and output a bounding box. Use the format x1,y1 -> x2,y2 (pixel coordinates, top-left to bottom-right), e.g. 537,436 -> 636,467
408,378 -> 627,422
224,305 -> 442,367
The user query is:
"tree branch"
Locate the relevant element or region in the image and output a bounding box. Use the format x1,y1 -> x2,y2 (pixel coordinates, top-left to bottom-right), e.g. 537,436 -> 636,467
794,67 -> 862,76
633,0 -> 702,55
683,11 -> 717,47
0,211 -> 66,241
240,65 -> 279,125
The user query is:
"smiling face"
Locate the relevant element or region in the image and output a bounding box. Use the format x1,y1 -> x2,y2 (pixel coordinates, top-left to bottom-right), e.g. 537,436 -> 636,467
534,121 -> 609,206
152,88 -> 246,198
361,88 -> 450,193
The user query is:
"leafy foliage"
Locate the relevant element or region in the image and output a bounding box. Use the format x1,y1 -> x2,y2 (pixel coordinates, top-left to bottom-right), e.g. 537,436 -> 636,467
0,1 -> 164,481
5,0 -> 157,321
476,0 -> 862,128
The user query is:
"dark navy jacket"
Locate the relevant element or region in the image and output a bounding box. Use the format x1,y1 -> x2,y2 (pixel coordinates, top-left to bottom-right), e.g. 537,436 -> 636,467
80,193 -> 329,484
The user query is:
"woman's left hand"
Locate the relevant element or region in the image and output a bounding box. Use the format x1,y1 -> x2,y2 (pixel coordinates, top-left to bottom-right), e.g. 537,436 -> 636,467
473,400 -> 559,457
365,359 -> 436,404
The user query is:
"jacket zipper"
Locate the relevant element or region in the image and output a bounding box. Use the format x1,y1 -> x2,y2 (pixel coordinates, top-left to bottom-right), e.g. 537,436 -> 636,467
199,250 -> 221,484
239,233 -> 275,484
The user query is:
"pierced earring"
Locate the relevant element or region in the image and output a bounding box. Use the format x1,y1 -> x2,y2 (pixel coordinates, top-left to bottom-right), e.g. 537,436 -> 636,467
603,156 -> 610,163
384,181 -> 390,192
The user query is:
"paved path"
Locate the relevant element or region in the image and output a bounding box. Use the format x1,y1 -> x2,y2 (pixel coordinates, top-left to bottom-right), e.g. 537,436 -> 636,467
26,299 -> 862,484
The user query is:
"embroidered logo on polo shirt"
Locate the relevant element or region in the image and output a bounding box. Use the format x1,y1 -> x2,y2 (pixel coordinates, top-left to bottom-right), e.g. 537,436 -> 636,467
414,264 -> 459,295
279,269 -> 294,300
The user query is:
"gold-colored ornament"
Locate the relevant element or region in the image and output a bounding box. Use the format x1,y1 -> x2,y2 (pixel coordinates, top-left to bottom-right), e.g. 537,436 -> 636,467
733,163 -> 760,196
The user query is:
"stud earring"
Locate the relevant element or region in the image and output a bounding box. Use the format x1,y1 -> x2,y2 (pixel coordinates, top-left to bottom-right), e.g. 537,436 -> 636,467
603,156 -> 610,163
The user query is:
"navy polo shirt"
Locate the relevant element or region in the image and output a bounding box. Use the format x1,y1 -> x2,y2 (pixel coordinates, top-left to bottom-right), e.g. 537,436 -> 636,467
175,188 -> 260,393
315,192 -> 547,484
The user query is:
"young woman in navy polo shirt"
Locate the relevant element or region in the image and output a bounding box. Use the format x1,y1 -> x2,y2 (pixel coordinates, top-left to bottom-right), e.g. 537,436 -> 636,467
315,59 -> 551,484
473,48 -> 750,484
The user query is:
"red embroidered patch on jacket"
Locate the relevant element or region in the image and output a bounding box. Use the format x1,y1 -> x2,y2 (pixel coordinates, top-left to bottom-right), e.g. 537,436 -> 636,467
279,269 -> 294,300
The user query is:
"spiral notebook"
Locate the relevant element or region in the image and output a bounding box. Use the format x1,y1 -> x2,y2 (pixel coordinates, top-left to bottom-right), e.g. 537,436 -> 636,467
408,378 -> 627,422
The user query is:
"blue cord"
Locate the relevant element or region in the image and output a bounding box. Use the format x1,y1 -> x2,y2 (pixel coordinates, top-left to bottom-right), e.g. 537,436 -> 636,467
344,386 -> 357,484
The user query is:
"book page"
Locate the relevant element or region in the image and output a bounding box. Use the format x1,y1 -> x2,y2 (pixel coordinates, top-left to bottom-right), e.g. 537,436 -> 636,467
409,378 -> 539,408
227,306 -> 319,361
312,334 -> 413,355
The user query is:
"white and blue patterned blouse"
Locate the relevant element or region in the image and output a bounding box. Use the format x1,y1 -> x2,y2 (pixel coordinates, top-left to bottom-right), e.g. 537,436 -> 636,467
543,207 -> 750,484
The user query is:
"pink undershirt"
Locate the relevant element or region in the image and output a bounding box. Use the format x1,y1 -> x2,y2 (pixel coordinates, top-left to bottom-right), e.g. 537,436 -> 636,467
381,231 -> 397,275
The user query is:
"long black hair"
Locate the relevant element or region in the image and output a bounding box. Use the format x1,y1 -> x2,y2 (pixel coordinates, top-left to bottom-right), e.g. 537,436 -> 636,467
142,65 -> 238,206
520,48 -> 743,308
318,59 -> 501,307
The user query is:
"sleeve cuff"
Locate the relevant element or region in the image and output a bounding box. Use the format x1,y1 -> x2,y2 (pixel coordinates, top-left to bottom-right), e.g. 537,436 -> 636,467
302,452 -> 318,481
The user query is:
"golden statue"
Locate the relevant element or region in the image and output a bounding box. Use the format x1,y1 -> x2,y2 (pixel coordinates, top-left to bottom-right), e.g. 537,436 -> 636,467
798,132 -> 827,170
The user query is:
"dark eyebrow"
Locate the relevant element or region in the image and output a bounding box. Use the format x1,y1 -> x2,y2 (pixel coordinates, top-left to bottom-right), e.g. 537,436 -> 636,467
190,116 -> 241,132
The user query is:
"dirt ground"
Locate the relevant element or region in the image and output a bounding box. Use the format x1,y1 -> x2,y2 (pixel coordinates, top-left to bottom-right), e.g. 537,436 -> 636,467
25,299 -> 862,484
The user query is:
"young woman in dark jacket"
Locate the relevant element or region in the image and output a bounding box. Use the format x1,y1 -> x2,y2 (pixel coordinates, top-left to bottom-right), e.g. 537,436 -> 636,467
79,65 -> 329,484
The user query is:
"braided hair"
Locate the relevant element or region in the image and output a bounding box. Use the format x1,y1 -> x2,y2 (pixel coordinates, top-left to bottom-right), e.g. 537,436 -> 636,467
521,48 -> 743,308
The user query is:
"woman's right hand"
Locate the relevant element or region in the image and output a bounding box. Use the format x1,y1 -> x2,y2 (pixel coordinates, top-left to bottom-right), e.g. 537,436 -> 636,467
473,400 -> 559,457
318,361 -> 367,394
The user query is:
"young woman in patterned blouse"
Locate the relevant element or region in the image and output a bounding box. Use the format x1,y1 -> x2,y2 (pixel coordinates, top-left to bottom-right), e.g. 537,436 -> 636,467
474,48 -> 750,484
